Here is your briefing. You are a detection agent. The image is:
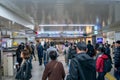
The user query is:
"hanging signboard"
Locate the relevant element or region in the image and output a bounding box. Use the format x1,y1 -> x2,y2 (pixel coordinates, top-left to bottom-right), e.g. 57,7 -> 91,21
96,37 -> 103,43
25,30 -> 35,34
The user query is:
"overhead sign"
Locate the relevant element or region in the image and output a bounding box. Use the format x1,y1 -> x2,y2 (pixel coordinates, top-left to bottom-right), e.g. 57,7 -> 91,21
36,33 -> 84,38
25,30 -> 34,34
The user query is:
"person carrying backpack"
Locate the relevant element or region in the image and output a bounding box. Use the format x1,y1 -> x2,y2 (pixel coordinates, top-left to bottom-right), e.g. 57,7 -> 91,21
66,42 -> 96,80
114,40 -> 120,80
96,46 -> 112,80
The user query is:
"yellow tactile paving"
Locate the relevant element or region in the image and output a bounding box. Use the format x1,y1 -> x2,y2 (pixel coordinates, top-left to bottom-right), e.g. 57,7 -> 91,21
105,73 -> 116,80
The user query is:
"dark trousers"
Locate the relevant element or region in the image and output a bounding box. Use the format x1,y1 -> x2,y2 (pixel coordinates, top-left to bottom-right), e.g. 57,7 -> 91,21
32,53 -> 36,60
29,56 -> 33,69
38,57 -> 42,65
97,72 -> 106,80
114,70 -> 120,80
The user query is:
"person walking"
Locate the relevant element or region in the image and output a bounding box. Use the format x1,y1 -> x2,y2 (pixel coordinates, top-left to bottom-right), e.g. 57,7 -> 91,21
16,43 -> 25,68
15,50 -> 32,80
96,45 -> 112,80
87,40 -> 95,57
30,42 -> 36,60
114,40 -> 120,80
42,51 -> 65,80
24,44 -> 33,69
36,40 -> 44,66
47,42 -> 59,62
63,42 -> 69,65
66,42 -> 96,80
67,45 -> 77,70
111,42 -> 115,54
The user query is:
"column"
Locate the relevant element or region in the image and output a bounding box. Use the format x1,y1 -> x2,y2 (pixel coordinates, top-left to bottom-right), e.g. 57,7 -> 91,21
114,3 -> 120,22
108,5 -> 114,25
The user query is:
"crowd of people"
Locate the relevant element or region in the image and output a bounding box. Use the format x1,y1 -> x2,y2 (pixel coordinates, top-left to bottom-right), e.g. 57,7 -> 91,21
14,40 -> 120,80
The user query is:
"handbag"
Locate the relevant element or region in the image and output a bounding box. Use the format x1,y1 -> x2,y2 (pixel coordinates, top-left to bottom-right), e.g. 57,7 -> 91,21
15,67 -> 24,79
15,60 -> 32,80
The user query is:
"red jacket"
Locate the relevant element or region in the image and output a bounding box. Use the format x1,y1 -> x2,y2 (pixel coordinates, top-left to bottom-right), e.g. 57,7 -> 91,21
96,54 -> 108,72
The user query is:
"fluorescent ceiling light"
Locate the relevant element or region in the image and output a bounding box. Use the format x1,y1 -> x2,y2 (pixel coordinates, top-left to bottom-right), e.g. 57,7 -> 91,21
39,24 -> 95,27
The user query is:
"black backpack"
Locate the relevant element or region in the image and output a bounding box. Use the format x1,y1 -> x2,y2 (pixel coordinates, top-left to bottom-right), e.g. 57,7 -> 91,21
102,55 -> 112,73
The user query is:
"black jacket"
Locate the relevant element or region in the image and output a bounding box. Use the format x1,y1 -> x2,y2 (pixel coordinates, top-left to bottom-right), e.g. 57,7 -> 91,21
105,47 -> 111,55
15,59 -> 32,80
114,46 -> 120,69
66,52 -> 96,80
37,44 -> 43,58
68,48 -> 76,59
87,44 -> 95,57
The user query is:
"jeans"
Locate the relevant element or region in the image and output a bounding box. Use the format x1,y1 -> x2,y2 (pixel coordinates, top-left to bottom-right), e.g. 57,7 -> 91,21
68,59 -> 71,71
114,70 -> 120,80
29,55 -> 32,63
44,61 -> 48,67
97,72 -> 106,80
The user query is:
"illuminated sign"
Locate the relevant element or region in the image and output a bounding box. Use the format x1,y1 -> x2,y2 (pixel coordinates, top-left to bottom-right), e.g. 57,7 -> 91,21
97,38 -> 103,43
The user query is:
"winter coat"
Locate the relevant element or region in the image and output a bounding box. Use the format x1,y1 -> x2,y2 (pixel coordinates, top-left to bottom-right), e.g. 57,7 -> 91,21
31,44 -> 35,55
87,44 -> 95,57
16,45 -> 24,66
114,46 -> 120,69
37,44 -> 43,58
15,59 -> 32,80
42,60 -> 65,80
66,52 -> 96,80
96,54 -> 108,72
68,48 -> 76,59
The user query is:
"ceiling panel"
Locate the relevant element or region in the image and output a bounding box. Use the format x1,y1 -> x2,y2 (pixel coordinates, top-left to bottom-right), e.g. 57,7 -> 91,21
1,0 -> 119,26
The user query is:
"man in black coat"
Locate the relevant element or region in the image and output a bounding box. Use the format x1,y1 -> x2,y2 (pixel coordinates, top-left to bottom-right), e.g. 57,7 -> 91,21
66,42 -> 96,80
37,41 -> 43,66
114,40 -> 120,80
87,40 -> 95,57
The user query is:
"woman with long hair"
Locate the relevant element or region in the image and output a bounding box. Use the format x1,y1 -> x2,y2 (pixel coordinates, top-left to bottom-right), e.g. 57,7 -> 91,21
15,50 -> 32,80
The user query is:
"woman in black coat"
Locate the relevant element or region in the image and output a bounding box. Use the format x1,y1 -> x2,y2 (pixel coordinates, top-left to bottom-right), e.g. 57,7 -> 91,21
15,50 -> 32,80
16,43 -> 24,67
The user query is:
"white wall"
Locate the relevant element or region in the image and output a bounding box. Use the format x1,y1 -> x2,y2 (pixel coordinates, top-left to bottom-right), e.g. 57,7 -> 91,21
115,32 -> 120,41
107,31 -> 115,44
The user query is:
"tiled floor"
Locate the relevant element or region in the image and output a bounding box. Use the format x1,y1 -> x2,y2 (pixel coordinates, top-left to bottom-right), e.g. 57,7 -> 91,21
0,54 -> 115,80
0,54 -> 68,80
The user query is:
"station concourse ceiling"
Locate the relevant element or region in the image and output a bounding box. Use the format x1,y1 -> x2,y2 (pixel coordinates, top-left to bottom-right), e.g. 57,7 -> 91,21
0,0 -> 120,32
